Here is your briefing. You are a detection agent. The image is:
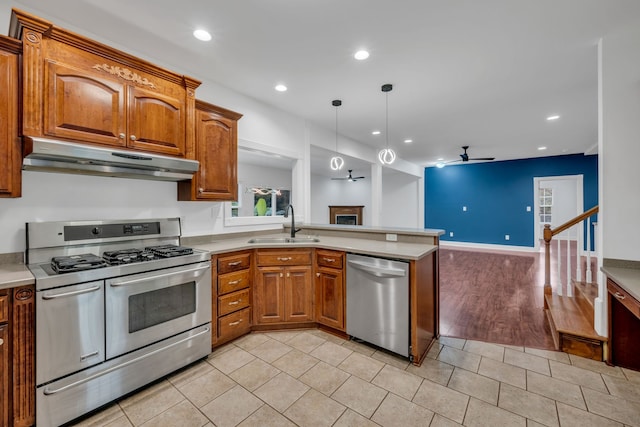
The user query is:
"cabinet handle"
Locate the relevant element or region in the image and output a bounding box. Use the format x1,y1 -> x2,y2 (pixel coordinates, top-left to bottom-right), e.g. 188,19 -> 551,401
287,272 -> 290,278
119,133 -> 125,139
323,258 -> 336,263
228,279 -> 242,285
0,338 -> 3,346
228,300 -> 240,305
614,292 -> 626,300
227,261 -> 242,267
229,319 -> 243,326
198,188 -> 203,194
80,350 -> 100,361
130,135 -> 137,141
316,273 -> 320,277
280,273 -> 283,278
277,257 -> 292,261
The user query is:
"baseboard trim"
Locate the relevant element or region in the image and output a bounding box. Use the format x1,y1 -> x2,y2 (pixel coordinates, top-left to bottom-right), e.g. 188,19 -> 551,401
440,240 -> 539,253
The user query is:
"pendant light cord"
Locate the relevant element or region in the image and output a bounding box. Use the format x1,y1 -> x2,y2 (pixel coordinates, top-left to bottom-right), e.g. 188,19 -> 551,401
385,91 -> 389,150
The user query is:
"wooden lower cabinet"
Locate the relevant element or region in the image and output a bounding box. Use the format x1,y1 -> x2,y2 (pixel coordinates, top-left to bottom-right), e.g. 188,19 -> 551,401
213,251 -> 253,346
315,250 -> 345,331
254,265 -> 313,324
0,324 -> 8,427
254,249 -> 313,325
607,278 -> 640,370
0,286 -> 35,427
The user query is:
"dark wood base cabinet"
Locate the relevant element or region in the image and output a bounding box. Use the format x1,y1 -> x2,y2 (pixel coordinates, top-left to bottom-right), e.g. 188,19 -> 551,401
607,278 -> 640,371
0,286 -> 36,427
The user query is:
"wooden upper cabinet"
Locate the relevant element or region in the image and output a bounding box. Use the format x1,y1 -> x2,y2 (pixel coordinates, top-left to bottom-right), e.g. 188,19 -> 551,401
0,35 -> 22,198
10,9 -> 200,158
178,100 -> 242,201
127,86 -> 185,156
45,60 -> 126,147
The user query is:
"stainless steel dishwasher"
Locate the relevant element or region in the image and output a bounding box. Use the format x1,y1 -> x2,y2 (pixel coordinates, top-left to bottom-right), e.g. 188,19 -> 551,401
346,253 -> 410,357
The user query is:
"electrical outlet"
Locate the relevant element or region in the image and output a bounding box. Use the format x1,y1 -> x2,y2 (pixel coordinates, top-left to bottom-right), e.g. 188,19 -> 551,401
526,206 -> 531,212
505,234 -> 510,240
463,206 -> 467,212
449,231 -> 454,237
386,233 -> 397,241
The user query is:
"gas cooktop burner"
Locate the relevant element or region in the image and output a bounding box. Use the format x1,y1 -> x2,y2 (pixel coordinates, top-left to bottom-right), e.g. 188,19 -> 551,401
145,245 -> 194,258
51,254 -> 108,274
103,248 -> 156,265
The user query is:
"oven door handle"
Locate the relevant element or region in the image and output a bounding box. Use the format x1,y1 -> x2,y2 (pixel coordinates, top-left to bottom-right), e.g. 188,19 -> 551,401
42,285 -> 102,300
109,265 -> 210,287
42,326 -> 210,396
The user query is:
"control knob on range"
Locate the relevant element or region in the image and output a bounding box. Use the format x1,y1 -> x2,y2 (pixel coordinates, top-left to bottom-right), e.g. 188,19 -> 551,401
91,227 -> 101,235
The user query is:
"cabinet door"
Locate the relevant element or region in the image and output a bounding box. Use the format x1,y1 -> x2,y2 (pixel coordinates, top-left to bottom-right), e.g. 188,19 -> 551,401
128,86 -> 185,156
44,60 -> 127,147
254,267 -> 284,323
12,286 -> 36,426
0,324 -> 8,427
285,266 -> 313,322
315,267 -> 345,330
194,109 -> 237,200
0,38 -> 22,197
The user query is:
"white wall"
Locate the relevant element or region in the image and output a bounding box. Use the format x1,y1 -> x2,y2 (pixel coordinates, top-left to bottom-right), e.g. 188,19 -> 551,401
309,174 -> 372,225
381,170 -> 421,228
0,4 -> 425,254
601,23 -> 640,262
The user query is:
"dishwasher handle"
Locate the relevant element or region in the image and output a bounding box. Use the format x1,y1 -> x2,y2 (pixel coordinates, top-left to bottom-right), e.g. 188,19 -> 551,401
347,259 -> 407,278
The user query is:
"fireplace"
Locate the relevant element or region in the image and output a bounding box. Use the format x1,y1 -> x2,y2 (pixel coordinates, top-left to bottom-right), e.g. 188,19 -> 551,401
329,205 -> 364,225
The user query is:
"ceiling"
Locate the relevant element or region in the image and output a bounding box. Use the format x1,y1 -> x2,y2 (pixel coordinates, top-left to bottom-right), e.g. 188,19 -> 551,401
6,0 -> 640,167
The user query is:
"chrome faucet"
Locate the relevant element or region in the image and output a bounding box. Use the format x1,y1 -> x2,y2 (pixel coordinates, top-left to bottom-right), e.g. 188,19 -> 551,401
283,204 -> 301,238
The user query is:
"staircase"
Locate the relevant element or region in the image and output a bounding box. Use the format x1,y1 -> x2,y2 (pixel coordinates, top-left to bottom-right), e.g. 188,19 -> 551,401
543,206 -> 607,361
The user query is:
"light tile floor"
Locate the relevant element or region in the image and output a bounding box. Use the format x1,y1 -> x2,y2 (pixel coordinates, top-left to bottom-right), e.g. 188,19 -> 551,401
72,330 -> 640,427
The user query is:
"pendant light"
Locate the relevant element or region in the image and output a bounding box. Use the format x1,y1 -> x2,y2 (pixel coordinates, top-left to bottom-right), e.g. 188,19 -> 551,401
378,83 -> 396,165
330,99 -> 345,170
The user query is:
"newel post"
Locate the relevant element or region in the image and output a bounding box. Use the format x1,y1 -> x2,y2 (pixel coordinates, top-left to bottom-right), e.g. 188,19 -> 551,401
543,224 -> 552,307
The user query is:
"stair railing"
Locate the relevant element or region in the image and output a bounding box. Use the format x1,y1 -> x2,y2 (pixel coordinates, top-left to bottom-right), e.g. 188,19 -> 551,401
543,206 -> 599,300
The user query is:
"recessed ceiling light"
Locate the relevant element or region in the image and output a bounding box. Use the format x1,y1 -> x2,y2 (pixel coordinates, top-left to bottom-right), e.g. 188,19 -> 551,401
546,115 -> 560,121
275,84 -> 287,92
354,50 -> 370,60
404,139 -> 413,143
193,29 -> 212,41
372,130 -> 381,135
538,146 -> 547,150
437,158 -> 444,161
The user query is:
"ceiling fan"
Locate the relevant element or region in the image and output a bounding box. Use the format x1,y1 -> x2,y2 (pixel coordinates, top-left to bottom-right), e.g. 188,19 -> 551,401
438,146 -> 495,167
331,169 -> 365,182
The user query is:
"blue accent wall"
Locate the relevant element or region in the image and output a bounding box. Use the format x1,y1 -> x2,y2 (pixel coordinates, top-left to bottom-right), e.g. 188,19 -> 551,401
425,154 -> 598,247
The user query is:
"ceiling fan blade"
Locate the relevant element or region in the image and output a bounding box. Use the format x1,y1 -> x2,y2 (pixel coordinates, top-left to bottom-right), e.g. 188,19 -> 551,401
469,157 -> 495,161
353,176 -> 365,179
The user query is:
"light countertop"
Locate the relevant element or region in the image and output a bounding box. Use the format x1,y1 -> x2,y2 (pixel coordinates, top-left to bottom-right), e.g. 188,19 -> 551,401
0,264 -> 35,291
602,266 -> 640,302
193,233 -> 438,260
289,223 -> 445,237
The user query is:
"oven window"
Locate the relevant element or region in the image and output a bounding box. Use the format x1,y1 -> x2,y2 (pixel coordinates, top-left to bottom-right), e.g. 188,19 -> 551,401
128,282 -> 196,333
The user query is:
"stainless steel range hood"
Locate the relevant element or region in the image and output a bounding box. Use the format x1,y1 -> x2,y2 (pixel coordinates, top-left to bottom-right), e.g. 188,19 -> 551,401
22,137 -> 199,181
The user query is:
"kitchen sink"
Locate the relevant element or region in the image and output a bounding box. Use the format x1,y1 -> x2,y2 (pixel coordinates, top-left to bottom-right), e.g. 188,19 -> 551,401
247,237 -> 320,244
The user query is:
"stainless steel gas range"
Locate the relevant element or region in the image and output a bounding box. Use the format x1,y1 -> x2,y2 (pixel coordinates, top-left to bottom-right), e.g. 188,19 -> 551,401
26,218 -> 212,427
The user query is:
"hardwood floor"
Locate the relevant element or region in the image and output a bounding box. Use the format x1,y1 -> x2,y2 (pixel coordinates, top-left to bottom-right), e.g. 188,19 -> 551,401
439,246 -> 556,349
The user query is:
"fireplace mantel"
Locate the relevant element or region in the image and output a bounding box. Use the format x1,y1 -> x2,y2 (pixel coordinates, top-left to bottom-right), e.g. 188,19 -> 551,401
329,205 -> 364,225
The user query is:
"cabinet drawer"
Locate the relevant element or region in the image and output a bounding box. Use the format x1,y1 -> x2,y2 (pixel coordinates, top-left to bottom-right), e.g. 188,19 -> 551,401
218,288 -> 250,316
608,279 -> 640,319
218,252 -> 251,274
316,250 -> 344,269
0,292 -> 7,323
257,250 -> 312,266
218,307 -> 251,340
218,269 -> 251,295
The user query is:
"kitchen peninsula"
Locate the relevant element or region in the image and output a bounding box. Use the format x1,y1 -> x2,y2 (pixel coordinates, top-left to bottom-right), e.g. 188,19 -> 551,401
185,223 -> 443,366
